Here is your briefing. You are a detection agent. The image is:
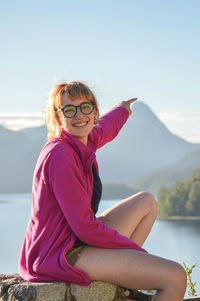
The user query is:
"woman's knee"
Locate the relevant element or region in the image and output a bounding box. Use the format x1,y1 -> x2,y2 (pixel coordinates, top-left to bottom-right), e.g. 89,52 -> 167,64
137,191 -> 158,216
174,263 -> 187,288
166,262 -> 187,294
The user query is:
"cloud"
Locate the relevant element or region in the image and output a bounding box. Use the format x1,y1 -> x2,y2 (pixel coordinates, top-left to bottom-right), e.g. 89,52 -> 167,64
0,112 -> 44,131
158,112 -> 200,123
157,112 -> 200,143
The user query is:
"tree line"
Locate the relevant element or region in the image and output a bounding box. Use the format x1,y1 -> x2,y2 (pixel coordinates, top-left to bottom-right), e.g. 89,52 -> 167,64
158,170 -> 200,218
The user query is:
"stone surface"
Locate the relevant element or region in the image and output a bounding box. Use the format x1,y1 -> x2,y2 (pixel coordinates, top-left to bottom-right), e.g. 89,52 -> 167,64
2,274 -> 197,300
70,281 -> 117,301
0,274 -> 121,301
0,274 -> 67,301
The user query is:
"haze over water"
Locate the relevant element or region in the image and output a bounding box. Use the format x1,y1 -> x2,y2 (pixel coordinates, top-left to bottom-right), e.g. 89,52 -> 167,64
1,193 -> 200,297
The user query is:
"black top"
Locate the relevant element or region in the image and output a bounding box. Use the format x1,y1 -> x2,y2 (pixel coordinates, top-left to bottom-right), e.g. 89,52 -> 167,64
73,162 -> 102,248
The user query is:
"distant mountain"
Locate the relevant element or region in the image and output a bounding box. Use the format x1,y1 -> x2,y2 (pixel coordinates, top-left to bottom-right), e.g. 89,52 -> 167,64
1,101 -> 200,194
129,150 -> 200,197
102,183 -> 136,200
21,125 -> 47,143
0,126 -> 34,193
97,101 -> 200,183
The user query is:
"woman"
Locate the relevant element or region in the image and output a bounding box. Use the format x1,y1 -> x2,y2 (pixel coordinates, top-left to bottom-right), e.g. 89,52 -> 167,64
18,81 -> 187,301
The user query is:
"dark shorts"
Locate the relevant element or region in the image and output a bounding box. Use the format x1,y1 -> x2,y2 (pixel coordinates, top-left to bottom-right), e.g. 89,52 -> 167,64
65,246 -> 88,266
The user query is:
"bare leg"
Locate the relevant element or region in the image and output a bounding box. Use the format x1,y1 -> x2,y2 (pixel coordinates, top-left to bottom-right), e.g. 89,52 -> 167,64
74,247 -> 187,301
74,192 -> 187,300
98,191 -> 157,246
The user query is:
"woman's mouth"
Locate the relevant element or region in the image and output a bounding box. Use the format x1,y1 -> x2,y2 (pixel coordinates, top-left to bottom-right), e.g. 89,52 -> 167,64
73,121 -> 88,127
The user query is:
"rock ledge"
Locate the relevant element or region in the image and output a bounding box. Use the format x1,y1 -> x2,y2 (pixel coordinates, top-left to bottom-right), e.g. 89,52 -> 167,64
0,274 -> 126,301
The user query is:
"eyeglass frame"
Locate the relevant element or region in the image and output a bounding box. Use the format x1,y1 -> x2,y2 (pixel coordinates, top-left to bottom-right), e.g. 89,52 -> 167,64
56,101 -> 95,118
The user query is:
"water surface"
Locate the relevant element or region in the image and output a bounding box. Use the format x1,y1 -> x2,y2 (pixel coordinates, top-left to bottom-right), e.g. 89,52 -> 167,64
0,193 -> 199,296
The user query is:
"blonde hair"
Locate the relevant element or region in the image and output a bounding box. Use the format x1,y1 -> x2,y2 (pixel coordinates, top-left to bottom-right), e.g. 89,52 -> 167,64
44,81 -> 100,139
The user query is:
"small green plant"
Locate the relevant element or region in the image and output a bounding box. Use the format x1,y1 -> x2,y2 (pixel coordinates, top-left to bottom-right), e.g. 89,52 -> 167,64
183,262 -> 198,296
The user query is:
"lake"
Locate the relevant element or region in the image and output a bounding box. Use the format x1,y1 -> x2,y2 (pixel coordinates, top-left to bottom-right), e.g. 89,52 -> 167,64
0,193 -> 200,297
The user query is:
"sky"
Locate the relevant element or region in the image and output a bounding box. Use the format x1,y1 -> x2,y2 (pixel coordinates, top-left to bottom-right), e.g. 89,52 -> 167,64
0,0 -> 200,143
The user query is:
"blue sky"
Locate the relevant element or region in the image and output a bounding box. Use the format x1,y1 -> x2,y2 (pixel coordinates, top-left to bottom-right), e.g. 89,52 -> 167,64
0,0 -> 200,142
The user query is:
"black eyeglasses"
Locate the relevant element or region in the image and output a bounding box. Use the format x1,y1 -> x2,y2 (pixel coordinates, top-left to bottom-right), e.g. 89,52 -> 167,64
57,102 -> 95,118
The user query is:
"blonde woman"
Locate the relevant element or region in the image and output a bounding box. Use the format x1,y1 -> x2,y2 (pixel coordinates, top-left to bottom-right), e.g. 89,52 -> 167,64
18,81 -> 187,301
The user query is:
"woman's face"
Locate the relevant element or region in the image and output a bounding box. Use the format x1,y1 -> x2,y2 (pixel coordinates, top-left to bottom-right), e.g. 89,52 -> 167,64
57,93 -> 96,145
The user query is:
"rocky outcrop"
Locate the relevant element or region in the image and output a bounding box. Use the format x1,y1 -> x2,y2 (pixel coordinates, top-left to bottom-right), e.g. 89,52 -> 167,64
2,274 -> 198,300
0,274 -> 122,301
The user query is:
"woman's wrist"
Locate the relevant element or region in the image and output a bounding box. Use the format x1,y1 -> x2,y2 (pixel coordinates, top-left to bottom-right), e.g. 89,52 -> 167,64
116,99 -> 137,115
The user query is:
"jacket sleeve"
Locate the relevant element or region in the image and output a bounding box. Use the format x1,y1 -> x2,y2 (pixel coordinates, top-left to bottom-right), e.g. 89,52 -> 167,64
48,146 -> 147,253
92,105 -> 129,149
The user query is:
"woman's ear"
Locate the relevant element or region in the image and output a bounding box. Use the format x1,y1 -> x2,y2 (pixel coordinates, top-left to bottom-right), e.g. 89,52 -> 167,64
94,107 -> 99,124
55,112 -> 62,126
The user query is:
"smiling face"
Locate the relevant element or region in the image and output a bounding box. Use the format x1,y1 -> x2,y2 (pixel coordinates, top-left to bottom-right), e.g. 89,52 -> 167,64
57,93 -> 96,145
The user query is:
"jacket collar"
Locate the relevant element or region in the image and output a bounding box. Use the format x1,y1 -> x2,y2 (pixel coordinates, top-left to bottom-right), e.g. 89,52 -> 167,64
60,128 -> 96,169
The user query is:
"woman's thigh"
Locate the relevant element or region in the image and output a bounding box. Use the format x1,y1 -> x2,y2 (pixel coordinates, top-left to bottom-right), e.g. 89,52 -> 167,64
74,246 -> 186,291
97,191 -> 157,239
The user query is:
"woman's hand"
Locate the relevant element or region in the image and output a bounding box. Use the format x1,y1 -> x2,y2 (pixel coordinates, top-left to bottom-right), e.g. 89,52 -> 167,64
117,98 -> 138,115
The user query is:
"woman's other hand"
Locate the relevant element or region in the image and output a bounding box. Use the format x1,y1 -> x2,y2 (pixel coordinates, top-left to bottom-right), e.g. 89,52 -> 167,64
117,98 -> 138,115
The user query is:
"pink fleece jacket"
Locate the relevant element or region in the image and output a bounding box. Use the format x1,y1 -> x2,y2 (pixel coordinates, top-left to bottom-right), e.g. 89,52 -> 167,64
18,105 -> 147,287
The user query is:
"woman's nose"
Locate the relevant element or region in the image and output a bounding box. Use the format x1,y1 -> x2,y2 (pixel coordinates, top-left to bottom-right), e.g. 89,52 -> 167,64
75,107 -> 83,118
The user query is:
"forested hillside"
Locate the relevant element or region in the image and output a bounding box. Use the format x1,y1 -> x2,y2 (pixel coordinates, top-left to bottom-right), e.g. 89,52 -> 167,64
158,170 -> 200,218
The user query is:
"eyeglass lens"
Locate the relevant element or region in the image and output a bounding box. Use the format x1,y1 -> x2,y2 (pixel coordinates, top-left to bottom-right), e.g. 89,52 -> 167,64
63,102 -> 94,118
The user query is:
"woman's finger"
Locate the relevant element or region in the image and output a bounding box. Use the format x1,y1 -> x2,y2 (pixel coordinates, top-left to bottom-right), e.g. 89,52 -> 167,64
127,98 -> 138,104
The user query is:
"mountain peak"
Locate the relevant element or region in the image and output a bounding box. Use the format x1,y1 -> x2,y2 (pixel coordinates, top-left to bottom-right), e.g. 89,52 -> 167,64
132,101 -> 164,125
